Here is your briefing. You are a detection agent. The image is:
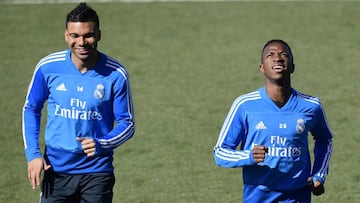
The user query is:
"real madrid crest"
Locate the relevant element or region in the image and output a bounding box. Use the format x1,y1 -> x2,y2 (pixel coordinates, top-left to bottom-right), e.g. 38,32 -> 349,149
94,84 -> 105,99
296,118 -> 305,134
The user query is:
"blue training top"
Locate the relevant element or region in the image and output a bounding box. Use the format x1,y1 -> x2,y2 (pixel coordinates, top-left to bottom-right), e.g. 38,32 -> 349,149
214,87 -> 333,191
22,50 -> 135,174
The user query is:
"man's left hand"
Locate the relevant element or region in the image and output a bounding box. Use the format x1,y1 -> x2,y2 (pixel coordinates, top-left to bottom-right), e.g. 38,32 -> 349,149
307,177 -> 325,196
77,137 -> 96,157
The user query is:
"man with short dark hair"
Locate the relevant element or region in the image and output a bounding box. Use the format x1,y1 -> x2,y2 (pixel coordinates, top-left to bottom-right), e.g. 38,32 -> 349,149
214,39 -> 333,202
22,3 -> 135,202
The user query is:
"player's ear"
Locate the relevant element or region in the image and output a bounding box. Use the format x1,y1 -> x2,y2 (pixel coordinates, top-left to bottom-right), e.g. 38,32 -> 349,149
290,63 -> 295,73
259,64 -> 265,74
64,29 -> 69,42
97,29 -> 101,42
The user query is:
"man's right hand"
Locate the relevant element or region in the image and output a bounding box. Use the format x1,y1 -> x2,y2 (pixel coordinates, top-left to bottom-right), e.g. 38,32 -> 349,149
252,145 -> 269,163
27,158 -> 51,189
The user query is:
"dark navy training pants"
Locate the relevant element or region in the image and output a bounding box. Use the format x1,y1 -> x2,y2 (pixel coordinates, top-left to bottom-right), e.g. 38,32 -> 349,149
40,169 -> 115,203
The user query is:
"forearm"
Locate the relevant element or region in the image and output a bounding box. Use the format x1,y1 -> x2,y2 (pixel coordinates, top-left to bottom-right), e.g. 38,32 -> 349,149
96,119 -> 135,150
23,105 -> 42,162
214,146 -> 255,168
23,67 -> 48,162
312,138 -> 333,183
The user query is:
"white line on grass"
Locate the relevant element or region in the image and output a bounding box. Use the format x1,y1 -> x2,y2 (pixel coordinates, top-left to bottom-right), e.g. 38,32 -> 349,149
0,0 -> 348,5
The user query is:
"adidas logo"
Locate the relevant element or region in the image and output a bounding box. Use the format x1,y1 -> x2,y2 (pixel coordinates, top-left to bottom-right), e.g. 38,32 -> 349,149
255,121 -> 267,130
56,83 -> 67,91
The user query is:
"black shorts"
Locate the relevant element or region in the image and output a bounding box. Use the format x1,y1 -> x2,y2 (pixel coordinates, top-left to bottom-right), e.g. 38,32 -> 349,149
41,169 -> 115,203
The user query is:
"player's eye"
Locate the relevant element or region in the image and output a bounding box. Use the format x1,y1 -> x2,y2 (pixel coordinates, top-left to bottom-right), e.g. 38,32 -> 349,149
280,52 -> 288,57
68,33 -> 79,38
266,52 -> 274,57
84,33 -> 96,38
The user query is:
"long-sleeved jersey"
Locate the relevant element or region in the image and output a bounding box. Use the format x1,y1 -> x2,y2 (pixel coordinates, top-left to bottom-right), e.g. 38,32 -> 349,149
22,50 -> 135,174
214,87 -> 333,191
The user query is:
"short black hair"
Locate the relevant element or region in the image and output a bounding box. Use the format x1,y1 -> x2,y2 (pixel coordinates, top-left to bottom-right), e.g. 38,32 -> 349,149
66,2 -> 100,29
261,39 -> 294,63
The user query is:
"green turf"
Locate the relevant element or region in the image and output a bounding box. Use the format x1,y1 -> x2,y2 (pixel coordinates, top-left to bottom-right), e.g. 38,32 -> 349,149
0,1 -> 359,202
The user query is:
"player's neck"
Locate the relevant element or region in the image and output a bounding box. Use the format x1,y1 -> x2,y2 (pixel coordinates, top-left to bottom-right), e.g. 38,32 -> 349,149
265,84 -> 292,108
72,52 -> 100,73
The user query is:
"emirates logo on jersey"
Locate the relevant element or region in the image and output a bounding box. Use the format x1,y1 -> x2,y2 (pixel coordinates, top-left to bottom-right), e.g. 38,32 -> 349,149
266,136 -> 302,158
94,84 -> 105,99
54,98 -> 103,121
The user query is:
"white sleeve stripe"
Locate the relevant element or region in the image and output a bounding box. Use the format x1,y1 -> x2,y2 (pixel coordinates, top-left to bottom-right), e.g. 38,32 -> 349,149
22,109 -> 27,149
23,52 -> 67,150
100,127 -> 135,148
98,123 -> 134,144
214,148 -> 251,160
215,92 -> 261,148
24,57 -> 66,100
316,140 -> 333,177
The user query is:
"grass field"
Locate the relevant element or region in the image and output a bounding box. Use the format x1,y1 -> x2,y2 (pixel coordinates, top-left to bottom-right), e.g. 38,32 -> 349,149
0,1 -> 359,203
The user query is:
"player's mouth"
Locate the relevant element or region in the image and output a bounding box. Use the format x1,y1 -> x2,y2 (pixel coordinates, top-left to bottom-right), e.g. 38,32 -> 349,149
272,65 -> 285,72
76,48 -> 90,55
